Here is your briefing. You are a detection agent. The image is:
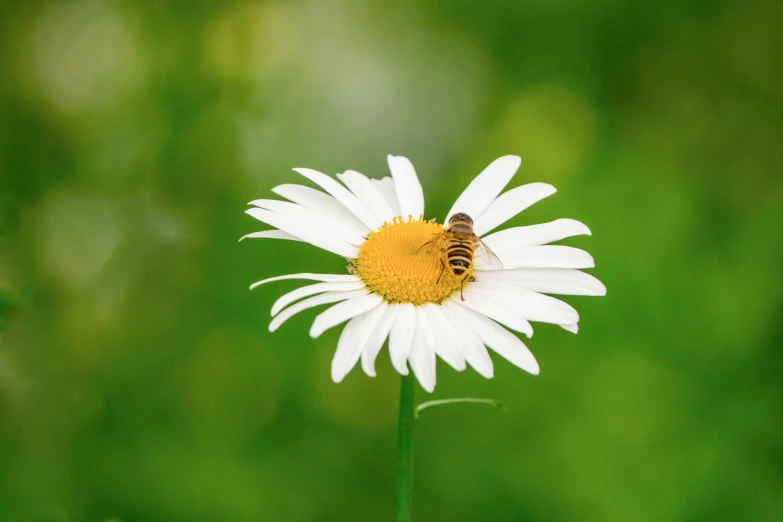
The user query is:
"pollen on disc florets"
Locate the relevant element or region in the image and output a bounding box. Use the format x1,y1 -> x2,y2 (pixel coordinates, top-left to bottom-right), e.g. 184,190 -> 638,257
355,215 -> 463,305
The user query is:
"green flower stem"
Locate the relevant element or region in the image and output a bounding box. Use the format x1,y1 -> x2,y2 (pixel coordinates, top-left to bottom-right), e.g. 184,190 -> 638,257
395,374 -> 416,522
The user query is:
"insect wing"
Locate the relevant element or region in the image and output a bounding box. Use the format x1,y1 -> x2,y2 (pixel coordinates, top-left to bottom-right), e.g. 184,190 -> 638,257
475,237 -> 504,268
417,232 -> 447,254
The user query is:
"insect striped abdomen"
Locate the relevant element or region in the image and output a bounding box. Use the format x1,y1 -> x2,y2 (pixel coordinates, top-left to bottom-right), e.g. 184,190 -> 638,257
418,212 -> 502,300
446,240 -> 472,274
442,214 -> 476,279
447,256 -> 472,275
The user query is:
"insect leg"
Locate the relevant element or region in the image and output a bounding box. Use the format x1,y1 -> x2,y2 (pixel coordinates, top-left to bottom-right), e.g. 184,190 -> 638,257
436,258 -> 446,284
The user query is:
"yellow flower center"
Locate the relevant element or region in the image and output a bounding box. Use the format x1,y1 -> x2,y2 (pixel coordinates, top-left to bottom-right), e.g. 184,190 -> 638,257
355,216 -> 464,305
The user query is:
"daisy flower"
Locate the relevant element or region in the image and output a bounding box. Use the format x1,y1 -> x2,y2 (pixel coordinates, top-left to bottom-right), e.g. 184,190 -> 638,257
243,155 -> 605,392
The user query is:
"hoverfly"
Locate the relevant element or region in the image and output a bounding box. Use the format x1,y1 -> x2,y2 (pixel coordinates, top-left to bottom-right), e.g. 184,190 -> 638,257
418,212 -> 503,300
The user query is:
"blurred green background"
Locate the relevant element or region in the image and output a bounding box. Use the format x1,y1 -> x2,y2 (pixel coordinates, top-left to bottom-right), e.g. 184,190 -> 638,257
1,0 -> 782,521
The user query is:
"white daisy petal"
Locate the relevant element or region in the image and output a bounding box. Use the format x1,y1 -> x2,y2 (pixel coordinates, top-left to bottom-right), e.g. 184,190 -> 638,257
409,313 -> 436,392
269,289 -> 368,332
337,171 -> 397,223
560,323 -> 579,334
440,302 -> 494,378
239,230 -> 303,242
310,293 -> 384,338
250,273 -> 360,291
245,208 -> 359,259
475,268 -> 606,296
292,168 -> 381,231
453,289 -> 534,338
371,177 -> 401,217
446,302 -> 539,375
420,304 -> 466,371
482,219 -> 591,249
445,155 -> 521,223
271,281 -> 367,316
332,302 -> 388,383
473,183 -> 558,236
469,281 -> 580,325
387,155 -> 424,219
271,184 -> 370,236
389,302 -> 416,375
476,245 -> 594,270
361,304 -> 400,377
248,199 -> 367,245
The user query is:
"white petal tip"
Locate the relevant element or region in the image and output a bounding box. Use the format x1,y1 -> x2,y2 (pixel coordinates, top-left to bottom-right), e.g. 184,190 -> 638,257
292,167 -> 320,178
557,218 -> 591,236
502,154 -> 522,168
387,154 -> 409,164
395,365 -> 409,376
361,360 -> 377,377
308,323 -> 320,338
526,361 -> 541,375
239,233 -> 264,242
561,323 -> 580,334
473,366 -> 494,379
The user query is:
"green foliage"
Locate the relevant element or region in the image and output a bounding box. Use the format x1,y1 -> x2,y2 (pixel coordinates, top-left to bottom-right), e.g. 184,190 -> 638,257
1,0 -> 782,521
0,291 -> 11,328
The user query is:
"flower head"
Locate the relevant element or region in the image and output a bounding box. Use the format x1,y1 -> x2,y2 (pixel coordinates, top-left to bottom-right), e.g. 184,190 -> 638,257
243,155 -> 605,392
